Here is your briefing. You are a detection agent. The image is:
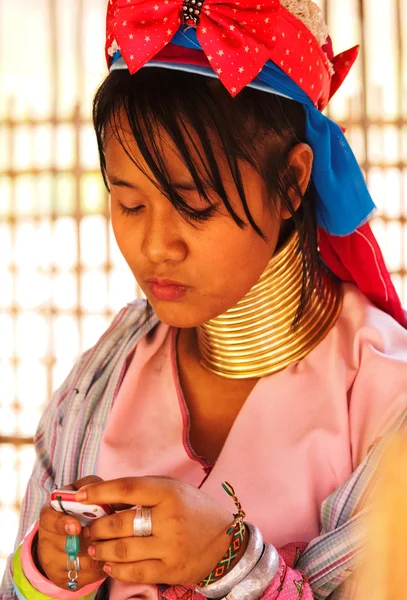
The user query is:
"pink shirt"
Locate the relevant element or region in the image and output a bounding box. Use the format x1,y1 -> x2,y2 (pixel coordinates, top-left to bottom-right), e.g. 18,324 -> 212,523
96,285 -> 407,599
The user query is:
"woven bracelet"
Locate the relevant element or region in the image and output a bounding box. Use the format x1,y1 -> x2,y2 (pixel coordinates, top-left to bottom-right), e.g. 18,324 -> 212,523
198,482 -> 246,588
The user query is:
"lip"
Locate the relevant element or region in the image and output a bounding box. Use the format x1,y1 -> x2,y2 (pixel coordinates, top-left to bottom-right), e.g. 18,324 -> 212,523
146,278 -> 188,301
146,278 -> 185,287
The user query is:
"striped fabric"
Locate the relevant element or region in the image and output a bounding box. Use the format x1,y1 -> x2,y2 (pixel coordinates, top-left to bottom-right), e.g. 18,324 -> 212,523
0,298 -> 403,599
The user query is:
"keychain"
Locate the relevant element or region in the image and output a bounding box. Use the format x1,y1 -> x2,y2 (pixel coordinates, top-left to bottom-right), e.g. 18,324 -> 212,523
57,496 -> 81,590
66,535 -> 80,590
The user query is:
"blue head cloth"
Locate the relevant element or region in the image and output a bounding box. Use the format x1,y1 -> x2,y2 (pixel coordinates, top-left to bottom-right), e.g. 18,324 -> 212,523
111,28 -> 375,236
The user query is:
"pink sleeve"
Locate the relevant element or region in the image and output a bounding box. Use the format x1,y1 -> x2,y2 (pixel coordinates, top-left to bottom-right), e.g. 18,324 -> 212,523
262,544 -> 314,599
20,520 -> 105,599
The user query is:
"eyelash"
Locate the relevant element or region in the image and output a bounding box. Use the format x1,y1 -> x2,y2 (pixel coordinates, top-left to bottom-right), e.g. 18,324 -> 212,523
117,201 -> 219,221
118,203 -> 143,217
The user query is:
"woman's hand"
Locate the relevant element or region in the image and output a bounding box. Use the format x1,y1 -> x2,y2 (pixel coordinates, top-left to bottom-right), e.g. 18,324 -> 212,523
77,476 -> 236,585
37,476 -> 106,590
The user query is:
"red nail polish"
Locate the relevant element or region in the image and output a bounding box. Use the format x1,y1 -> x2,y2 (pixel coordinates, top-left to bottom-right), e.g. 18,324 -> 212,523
104,564 -> 112,575
88,546 -> 96,557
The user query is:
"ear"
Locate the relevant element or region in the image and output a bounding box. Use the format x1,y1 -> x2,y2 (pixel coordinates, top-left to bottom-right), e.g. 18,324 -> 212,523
280,143 -> 314,220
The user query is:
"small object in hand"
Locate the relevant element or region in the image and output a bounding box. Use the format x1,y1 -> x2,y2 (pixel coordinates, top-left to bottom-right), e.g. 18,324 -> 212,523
65,534 -> 81,589
51,489 -> 113,527
67,568 -> 79,590
65,535 -> 80,562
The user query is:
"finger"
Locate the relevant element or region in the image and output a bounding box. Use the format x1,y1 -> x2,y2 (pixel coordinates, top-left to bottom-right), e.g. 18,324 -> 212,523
103,559 -> 165,584
111,503 -> 134,511
76,477 -> 167,507
74,552 -> 106,575
85,509 -> 145,541
59,476 -> 103,493
38,548 -> 105,587
70,475 -> 104,491
40,503 -> 82,536
88,536 -> 158,563
40,528 -> 100,556
39,530 -> 69,553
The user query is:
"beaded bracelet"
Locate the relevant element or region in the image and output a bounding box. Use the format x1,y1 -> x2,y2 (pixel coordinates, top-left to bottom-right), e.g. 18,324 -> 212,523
197,482 -> 246,589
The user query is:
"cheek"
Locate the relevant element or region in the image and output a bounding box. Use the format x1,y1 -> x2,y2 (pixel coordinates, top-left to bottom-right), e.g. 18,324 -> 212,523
111,217 -> 128,256
221,243 -> 267,294
197,227 -> 273,309
111,215 -> 142,270
202,207 -> 280,305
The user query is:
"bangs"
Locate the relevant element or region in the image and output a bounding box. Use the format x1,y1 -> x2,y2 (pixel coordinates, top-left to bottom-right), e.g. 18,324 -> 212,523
94,69 -> 253,229
93,68 -> 300,235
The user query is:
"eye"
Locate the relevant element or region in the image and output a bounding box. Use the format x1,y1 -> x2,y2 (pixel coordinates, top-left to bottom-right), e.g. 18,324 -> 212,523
184,205 -> 219,222
118,202 -> 144,217
177,191 -> 220,221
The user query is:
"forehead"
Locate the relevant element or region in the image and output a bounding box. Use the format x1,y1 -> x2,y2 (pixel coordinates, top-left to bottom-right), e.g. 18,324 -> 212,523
105,118 -> 178,171
104,109 -> 228,183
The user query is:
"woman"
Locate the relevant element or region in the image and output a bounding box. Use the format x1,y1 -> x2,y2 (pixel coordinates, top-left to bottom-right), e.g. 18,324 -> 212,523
2,0 -> 407,598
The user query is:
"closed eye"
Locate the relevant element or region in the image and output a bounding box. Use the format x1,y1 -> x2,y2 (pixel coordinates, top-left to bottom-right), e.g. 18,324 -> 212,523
118,203 -> 144,217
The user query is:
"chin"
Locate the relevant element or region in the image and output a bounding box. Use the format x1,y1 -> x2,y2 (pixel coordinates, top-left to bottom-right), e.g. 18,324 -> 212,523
148,298 -> 218,329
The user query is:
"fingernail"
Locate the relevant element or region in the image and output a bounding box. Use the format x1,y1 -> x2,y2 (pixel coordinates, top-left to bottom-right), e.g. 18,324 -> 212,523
65,523 -> 77,535
103,564 -> 112,575
75,490 -> 87,501
88,546 -> 96,557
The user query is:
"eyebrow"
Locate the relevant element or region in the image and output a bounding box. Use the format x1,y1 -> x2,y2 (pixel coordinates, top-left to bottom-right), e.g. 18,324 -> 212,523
107,174 -> 141,190
107,173 -> 201,192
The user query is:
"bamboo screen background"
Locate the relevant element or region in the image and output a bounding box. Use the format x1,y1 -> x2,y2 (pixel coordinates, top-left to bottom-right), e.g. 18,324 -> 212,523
0,0 -> 406,579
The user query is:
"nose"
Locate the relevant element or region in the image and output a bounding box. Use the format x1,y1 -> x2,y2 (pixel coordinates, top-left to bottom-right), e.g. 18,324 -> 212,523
141,211 -> 187,264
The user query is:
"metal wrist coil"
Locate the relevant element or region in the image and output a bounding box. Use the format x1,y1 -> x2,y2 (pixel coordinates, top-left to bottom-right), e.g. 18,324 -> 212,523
197,523 -> 264,599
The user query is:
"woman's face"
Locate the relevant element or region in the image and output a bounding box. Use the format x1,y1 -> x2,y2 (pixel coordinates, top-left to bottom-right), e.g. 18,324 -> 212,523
105,123 -> 284,328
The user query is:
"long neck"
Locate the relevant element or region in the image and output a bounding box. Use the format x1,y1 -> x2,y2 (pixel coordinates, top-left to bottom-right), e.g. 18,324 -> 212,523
197,231 -> 342,379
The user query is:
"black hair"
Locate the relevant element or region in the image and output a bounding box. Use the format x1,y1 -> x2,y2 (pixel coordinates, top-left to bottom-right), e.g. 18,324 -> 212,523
93,68 -> 326,326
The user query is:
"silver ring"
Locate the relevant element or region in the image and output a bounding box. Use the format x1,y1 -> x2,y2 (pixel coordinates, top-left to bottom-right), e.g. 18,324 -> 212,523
133,506 -> 153,537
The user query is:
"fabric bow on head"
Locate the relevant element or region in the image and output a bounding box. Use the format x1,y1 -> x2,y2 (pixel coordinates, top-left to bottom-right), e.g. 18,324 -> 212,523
106,0 -> 332,102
